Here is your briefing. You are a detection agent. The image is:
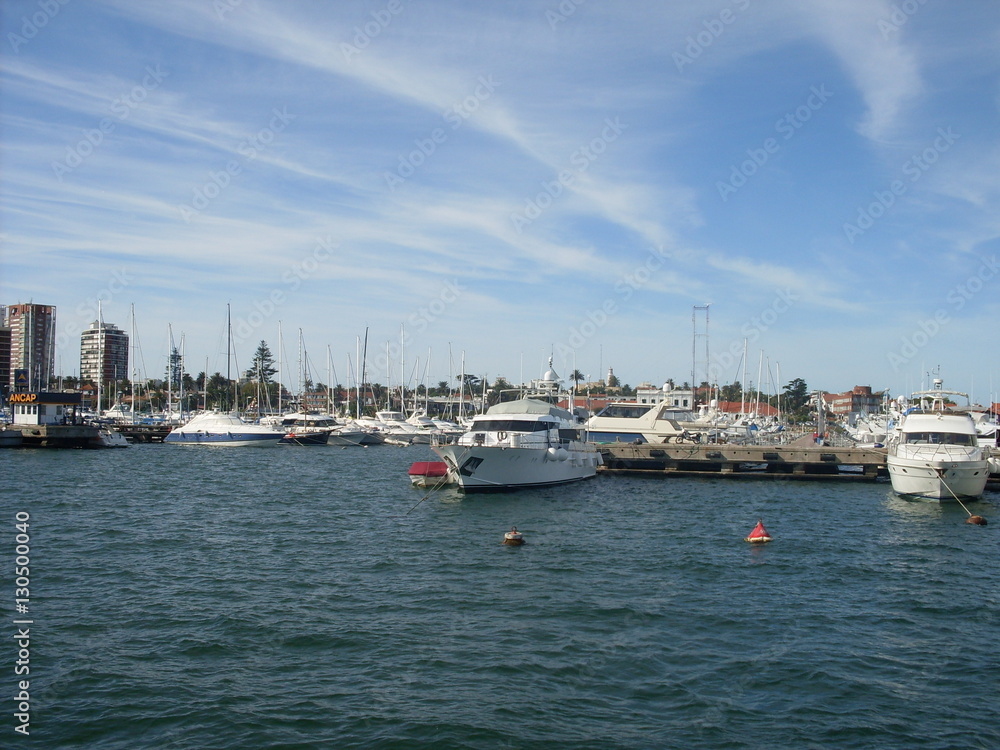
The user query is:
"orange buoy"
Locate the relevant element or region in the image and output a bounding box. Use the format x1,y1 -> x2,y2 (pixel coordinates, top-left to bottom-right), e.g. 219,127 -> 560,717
744,519 -> 772,544
503,526 -> 524,546
966,515 -> 988,526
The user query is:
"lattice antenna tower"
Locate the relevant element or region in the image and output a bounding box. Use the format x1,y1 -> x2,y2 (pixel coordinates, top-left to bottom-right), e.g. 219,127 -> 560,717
692,304 -> 710,398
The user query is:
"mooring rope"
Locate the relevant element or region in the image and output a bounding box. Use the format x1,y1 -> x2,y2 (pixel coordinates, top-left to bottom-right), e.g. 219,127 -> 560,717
936,468 -> 986,524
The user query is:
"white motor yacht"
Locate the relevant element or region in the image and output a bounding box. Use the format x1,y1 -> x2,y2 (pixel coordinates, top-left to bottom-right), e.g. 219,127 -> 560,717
432,397 -> 602,491
886,380 -> 990,501
164,411 -> 284,446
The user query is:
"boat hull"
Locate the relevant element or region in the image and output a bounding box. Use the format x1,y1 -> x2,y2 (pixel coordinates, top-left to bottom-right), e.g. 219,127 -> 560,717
328,429 -> 384,446
163,431 -> 280,447
433,444 -> 601,492
279,431 -> 330,446
887,455 -> 989,500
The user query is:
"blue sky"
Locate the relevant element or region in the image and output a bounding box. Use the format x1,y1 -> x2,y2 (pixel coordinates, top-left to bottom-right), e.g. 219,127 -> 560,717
2,0 -> 999,402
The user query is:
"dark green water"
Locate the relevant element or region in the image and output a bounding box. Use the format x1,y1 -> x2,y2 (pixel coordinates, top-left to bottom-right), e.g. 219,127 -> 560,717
2,445 -> 998,749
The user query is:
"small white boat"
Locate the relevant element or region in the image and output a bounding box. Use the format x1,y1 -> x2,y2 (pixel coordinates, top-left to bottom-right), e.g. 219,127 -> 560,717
92,427 -> 130,448
407,461 -> 453,488
886,380 -> 990,501
164,411 -> 283,446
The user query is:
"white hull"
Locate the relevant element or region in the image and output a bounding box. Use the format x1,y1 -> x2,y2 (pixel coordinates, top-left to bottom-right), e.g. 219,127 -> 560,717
328,428 -> 384,446
163,411 -> 283,446
433,443 -> 601,491
164,432 -> 280,447
887,454 -> 989,500
92,428 -> 130,448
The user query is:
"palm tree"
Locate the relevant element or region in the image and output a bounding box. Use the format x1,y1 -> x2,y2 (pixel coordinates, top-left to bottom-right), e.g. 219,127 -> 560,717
570,369 -> 585,390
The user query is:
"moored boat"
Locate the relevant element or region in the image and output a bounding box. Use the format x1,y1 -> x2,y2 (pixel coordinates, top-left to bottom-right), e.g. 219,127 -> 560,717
886,380 -> 989,501
408,460 -> 453,488
432,397 -> 602,491
163,411 -> 284,446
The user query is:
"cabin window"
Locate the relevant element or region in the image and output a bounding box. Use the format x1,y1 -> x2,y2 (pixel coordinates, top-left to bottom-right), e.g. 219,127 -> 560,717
473,419 -> 553,432
597,405 -> 646,419
903,432 -> 976,446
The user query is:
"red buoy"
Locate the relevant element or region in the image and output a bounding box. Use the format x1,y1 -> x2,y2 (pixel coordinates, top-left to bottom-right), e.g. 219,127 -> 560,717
966,515 -> 988,526
744,519 -> 772,544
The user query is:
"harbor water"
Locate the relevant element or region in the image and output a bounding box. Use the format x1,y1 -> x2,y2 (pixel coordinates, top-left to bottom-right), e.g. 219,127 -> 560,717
3,445 -> 998,749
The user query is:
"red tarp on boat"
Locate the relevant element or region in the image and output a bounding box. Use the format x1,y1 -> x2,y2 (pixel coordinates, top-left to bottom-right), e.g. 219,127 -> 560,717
408,461 -> 449,477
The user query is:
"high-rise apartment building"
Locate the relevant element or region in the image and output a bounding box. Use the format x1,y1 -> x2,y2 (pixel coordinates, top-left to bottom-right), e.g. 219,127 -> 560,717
0,307 -> 11,395
80,320 -> 129,387
4,303 -> 56,391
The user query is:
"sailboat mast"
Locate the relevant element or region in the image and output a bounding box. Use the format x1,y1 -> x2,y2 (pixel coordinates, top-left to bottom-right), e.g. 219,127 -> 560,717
166,324 -> 174,418
179,333 -> 185,417
277,321 -> 283,415
226,304 -> 232,412
97,300 -> 103,415
129,303 -> 135,424
361,327 -> 369,418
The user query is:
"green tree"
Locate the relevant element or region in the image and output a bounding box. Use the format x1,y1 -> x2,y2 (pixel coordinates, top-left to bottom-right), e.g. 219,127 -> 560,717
206,372 -> 231,410
782,378 -> 811,421
165,346 -> 183,393
246,340 -> 277,383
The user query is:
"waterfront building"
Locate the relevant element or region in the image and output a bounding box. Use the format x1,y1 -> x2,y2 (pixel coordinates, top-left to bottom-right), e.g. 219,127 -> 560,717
9,390 -> 81,426
3,303 -> 56,391
826,386 -> 883,420
0,312 -> 10,395
80,320 -> 129,388
635,383 -> 694,408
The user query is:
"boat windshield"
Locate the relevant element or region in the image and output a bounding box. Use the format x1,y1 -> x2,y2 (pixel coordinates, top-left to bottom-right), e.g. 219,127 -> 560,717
902,432 -> 976,446
472,419 -> 554,432
596,404 -> 648,419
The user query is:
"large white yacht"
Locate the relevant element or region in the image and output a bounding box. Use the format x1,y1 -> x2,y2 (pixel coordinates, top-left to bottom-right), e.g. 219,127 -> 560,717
886,380 -> 990,501
432,397 -> 602,491
429,358 -> 601,490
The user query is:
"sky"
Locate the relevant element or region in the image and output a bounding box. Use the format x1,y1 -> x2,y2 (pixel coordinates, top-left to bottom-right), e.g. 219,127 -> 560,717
2,0 -> 999,403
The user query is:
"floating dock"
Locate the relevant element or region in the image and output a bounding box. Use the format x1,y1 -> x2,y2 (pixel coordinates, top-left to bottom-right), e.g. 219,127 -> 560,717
115,424 -> 174,443
1,424 -> 102,449
598,442 -> 888,481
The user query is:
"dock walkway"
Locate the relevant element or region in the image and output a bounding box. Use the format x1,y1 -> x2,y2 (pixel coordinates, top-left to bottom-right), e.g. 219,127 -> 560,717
598,442 -> 888,481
